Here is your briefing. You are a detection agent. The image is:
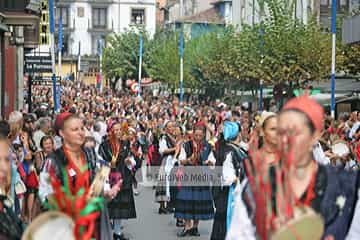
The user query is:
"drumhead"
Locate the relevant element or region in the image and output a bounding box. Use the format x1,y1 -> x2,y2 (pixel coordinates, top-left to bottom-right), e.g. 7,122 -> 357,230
271,207 -> 324,240
22,211 -> 75,240
89,166 -> 110,197
332,140 -> 350,157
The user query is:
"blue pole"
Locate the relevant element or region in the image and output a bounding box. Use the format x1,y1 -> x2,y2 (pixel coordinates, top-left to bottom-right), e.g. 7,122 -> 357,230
330,0 -> 337,118
138,36 -> 143,97
259,25 -> 264,111
49,0 -> 58,112
48,0 -> 55,34
179,30 -> 184,102
58,14 -> 63,52
259,80 -> 263,110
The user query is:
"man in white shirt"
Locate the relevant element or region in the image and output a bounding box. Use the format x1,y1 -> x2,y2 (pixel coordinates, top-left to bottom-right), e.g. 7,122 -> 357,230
92,122 -> 103,152
96,116 -> 108,138
312,142 -> 331,165
33,118 -> 51,150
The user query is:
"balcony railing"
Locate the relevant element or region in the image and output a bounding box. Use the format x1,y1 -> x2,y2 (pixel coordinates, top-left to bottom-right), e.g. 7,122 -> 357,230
88,18 -> 112,33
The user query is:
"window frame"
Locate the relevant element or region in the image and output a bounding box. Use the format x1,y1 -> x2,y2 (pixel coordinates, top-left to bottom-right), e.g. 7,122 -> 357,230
92,35 -> 106,55
55,6 -> 69,28
130,8 -> 146,26
92,7 -> 107,29
55,34 -> 69,55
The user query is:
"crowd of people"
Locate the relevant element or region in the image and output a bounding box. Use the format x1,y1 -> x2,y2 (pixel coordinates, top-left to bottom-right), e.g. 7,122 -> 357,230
0,80 -> 359,240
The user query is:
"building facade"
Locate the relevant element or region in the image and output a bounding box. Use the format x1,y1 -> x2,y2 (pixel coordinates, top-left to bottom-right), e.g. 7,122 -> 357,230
232,0 -> 320,29
342,13 -> 360,44
54,0 -> 156,56
164,0 -> 214,24
33,0 -> 156,84
319,0 -> 352,29
0,0 -> 40,118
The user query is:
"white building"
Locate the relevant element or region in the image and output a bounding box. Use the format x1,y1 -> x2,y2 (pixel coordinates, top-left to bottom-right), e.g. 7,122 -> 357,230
232,0 -> 318,30
39,0 -> 156,56
164,0 -> 214,23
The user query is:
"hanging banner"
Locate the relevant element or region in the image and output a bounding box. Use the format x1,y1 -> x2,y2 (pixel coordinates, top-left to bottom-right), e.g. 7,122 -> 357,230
39,0 -> 50,45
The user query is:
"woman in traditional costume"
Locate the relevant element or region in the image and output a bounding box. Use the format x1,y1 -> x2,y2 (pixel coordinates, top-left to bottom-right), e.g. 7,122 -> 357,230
128,127 -> 142,196
175,124 -> 215,237
98,121 -> 141,240
0,135 -> 23,240
246,96 -> 359,240
257,111 -> 278,165
210,121 -> 247,240
155,120 -> 177,214
39,112 -> 118,240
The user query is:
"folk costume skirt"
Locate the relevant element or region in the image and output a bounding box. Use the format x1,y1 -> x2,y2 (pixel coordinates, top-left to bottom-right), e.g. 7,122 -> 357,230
175,185 -> 214,221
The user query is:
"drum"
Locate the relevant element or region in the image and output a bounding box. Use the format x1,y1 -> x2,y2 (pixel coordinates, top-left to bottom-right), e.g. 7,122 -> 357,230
271,207 -> 324,240
22,211 -> 75,240
89,166 -> 111,197
332,140 -> 350,157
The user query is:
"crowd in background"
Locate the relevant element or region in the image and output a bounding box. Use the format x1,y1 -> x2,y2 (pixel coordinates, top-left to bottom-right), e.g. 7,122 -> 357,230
0,80 -> 359,240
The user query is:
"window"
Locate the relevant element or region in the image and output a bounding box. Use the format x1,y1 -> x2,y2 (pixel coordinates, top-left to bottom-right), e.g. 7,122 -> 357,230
320,0 -> 349,10
131,9 -> 145,25
339,0 -> 349,9
92,8 -> 107,28
92,36 -> 106,55
55,6 -> 69,27
340,0 -> 348,6
55,34 -> 69,55
78,7 -> 84,17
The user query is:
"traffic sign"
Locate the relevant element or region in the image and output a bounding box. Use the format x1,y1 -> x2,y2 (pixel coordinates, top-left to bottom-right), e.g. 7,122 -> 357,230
32,76 -> 60,86
25,56 -> 52,73
32,80 -> 60,86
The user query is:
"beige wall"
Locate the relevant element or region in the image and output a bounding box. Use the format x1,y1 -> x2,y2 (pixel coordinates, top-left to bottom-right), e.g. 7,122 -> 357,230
42,62 -> 97,85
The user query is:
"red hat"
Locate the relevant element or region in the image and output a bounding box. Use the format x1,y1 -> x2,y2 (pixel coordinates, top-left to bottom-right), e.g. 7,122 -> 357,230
282,96 -> 324,132
55,112 -> 73,134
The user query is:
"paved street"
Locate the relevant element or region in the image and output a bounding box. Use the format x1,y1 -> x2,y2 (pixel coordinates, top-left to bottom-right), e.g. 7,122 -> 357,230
122,171 -> 213,240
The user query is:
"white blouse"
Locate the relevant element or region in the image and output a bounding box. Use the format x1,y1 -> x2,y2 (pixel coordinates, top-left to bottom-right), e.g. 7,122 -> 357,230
177,144 -> 216,167
222,152 -> 237,186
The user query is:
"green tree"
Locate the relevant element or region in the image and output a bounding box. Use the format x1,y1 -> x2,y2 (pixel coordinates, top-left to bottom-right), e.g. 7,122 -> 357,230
102,28 -> 150,85
340,44 -> 360,76
145,30 -> 182,87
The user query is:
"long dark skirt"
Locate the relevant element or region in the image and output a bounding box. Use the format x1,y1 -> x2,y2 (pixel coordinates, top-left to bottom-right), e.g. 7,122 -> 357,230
175,186 -> 214,221
108,186 -> 136,219
210,186 -> 229,240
